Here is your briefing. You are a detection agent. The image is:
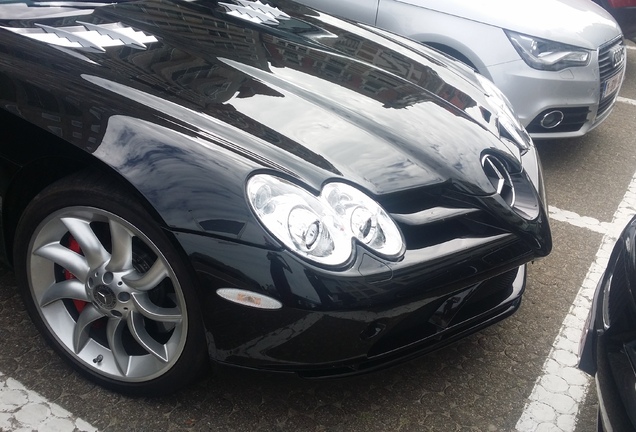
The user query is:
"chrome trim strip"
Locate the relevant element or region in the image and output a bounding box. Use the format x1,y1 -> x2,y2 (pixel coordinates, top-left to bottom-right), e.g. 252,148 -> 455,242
392,207 -> 479,225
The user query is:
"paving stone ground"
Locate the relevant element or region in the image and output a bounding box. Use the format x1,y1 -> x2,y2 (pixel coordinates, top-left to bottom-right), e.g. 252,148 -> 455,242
0,371 -> 96,432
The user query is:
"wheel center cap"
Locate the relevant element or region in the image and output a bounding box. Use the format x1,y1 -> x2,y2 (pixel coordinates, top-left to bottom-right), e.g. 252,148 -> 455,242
93,285 -> 117,309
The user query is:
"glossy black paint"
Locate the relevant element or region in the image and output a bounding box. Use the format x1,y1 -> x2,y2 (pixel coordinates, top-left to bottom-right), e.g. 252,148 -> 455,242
179,228 -> 532,371
579,216 -> 636,431
0,0 -> 551,374
2,1 -> 521,219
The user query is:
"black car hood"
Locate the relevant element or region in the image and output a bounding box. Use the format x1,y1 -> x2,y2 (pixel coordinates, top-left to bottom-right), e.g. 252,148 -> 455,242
1,0 -> 522,197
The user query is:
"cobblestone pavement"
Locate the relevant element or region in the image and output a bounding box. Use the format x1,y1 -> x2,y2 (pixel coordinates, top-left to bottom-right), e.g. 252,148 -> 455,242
0,41 -> 633,432
0,372 -> 96,432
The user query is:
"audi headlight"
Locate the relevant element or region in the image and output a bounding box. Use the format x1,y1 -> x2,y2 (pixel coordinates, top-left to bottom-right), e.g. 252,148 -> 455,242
505,30 -> 590,71
247,174 -> 404,266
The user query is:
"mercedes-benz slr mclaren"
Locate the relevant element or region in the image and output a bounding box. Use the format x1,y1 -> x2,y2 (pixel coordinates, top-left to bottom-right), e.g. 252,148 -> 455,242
0,0 -> 551,394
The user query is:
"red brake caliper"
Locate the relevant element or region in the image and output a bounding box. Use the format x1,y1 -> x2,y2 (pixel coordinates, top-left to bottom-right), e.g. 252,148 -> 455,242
64,236 -> 87,313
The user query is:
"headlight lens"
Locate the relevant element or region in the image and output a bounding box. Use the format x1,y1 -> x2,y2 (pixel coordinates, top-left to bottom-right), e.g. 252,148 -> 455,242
505,30 -> 590,71
247,175 -> 404,266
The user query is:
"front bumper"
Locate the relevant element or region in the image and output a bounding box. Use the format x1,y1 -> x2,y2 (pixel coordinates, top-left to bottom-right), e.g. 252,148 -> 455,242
174,202 -> 545,374
488,37 -> 626,139
188,233 -> 529,375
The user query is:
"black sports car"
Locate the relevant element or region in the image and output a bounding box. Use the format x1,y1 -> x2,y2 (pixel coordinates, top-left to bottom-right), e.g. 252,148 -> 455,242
579,215 -> 636,431
0,0 -> 552,395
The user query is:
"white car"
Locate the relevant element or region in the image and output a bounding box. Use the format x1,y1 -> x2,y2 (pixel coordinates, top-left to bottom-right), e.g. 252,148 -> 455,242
296,0 -> 627,139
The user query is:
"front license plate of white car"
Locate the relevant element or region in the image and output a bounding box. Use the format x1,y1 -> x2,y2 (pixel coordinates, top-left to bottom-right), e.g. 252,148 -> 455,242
602,73 -> 622,99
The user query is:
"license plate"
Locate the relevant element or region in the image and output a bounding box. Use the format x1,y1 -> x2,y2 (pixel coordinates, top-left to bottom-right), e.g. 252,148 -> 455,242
602,72 -> 622,99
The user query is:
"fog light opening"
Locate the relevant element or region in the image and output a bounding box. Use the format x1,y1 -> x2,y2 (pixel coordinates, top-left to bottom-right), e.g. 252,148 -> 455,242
540,110 -> 564,129
217,288 -> 283,309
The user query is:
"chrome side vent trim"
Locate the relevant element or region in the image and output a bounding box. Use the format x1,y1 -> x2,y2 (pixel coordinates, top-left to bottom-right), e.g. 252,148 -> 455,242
219,0 -> 290,25
2,22 -> 158,53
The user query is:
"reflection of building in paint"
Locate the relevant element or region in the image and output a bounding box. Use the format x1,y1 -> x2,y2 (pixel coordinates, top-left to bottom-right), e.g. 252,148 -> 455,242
262,25 -> 475,111
104,0 -> 475,111
0,0 -> 474,159
439,86 -> 475,111
265,34 -> 435,109
0,70 -> 107,146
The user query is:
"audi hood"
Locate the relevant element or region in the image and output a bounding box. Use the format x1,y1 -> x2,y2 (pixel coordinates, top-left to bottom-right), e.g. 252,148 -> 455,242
393,0 -> 622,49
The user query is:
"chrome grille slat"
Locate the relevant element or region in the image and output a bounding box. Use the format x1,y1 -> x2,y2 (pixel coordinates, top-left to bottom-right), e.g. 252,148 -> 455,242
599,37 -> 624,82
392,207 -> 480,226
597,36 -> 625,119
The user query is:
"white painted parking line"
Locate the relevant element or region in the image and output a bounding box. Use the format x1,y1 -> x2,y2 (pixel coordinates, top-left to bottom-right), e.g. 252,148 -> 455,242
618,96 -> 636,106
626,45 -> 636,51
548,206 -> 610,235
0,371 -> 97,432
516,172 -> 636,431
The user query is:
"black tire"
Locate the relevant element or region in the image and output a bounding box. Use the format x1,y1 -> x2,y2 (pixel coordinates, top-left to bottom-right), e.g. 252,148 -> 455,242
13,171 -> 208,396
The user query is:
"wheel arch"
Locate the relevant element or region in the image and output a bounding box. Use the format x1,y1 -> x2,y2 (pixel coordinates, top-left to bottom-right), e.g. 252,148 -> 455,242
2,112 -> 265,328
2,130 -> 217,341
2,139 -> 168,269
415,37 -> 490,79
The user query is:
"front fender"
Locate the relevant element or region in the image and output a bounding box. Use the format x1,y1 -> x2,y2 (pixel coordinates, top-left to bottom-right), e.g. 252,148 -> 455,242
93,114 -> 278,247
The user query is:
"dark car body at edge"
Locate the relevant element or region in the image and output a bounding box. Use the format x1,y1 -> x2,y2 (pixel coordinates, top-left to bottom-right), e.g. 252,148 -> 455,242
580,216 -> 636,431
0,0 -> 551,391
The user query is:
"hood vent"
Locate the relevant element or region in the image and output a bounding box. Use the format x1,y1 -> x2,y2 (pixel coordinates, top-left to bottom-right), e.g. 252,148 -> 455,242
2,22 -> 157,53
219,0 -> 290,26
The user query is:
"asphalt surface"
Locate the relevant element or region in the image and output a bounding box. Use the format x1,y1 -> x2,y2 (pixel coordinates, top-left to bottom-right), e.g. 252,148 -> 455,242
0,45 -> 634,432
